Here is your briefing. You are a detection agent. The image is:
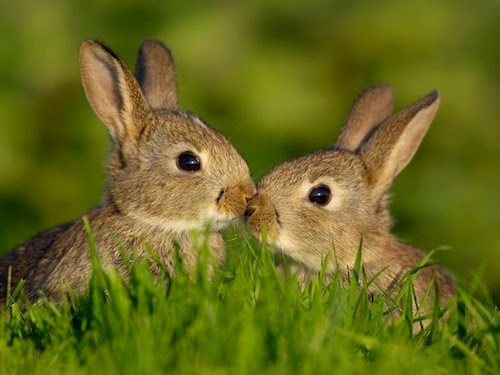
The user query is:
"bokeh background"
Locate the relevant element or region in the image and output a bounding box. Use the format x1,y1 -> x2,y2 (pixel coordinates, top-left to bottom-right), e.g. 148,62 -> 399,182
1,1 -> 498,303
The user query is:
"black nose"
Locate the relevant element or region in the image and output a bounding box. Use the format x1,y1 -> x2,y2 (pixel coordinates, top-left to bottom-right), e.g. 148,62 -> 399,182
244,206 -> 256,220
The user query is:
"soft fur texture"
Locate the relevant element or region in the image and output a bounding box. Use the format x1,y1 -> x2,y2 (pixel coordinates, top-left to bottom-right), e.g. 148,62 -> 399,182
245,85 -> 455,317
0,40 -> 255,303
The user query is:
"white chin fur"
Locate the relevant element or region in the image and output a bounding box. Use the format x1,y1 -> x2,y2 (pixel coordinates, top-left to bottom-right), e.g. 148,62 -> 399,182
274,233 -> 321,271
205,207 -> 236,231
134,215 -> 208,233
130,208 -> 234,234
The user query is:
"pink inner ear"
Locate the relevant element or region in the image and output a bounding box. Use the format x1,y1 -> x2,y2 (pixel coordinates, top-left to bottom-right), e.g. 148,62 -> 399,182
391,102 -> 438,177
94,59 -> 114,97
89,57 -> 123,140
95,57 -> 121,109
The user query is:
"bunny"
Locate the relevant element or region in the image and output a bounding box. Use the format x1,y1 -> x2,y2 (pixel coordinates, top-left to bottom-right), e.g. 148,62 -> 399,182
0,39 -> 255,304
245,85 -> 455,319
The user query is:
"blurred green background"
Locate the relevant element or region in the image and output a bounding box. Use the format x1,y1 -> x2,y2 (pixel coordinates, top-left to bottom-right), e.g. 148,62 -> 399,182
1,1 -> 498,303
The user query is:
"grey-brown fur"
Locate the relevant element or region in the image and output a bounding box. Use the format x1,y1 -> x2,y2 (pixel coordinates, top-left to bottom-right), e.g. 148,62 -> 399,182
0,40 -> 255,304
245,85 -> 455,319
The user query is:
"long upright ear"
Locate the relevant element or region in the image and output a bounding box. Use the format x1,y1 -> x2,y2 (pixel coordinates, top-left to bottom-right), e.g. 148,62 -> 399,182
134,39 -> 178,111
360,91 -> 440,194
79,40 -> 151,146
335,84 -> 394,151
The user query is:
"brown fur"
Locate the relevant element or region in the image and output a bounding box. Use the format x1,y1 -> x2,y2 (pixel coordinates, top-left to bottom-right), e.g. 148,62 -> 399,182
0,40 -> 255,304
246,85 -> 455,320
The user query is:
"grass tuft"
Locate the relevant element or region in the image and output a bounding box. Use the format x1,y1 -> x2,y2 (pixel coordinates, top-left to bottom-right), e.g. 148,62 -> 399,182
0,226 -> 498,374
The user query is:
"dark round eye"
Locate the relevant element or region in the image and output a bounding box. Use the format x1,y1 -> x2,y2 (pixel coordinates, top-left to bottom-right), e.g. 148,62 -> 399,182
177,152 -> 201,172
308,185 -> 331,206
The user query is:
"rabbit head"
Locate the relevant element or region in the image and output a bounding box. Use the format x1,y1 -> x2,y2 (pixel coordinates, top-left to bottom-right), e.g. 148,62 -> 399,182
245,85 -> 440,274
80,40 -> 255,234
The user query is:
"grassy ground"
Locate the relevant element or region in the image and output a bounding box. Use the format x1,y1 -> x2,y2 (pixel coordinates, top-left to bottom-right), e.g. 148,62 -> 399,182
0,227 -> 498,374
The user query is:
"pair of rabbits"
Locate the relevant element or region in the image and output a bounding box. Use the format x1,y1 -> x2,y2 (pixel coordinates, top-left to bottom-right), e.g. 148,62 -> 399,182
0,40 -> 455,316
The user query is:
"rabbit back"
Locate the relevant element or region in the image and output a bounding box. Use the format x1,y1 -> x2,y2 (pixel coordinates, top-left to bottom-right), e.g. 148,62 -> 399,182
0,222 -> 73,303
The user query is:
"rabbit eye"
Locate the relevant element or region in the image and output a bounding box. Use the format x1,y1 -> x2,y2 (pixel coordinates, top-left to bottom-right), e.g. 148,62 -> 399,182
177,152 -> 201,172
308,185 -> 331,206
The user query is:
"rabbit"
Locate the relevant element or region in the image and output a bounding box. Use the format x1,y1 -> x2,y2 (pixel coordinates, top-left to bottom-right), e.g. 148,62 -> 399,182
0,39 -> 256,304
245,84 -> 456,319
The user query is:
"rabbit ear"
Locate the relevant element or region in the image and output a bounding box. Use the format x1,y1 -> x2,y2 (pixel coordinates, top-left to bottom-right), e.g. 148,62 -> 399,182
134,39 -> 178,111
360,91 -> 440,193
79,40 -> 151,146
335,84 -> 394,151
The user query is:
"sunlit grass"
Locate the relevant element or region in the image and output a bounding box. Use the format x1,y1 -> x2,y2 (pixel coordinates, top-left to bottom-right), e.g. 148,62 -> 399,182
0,226 -> 498,374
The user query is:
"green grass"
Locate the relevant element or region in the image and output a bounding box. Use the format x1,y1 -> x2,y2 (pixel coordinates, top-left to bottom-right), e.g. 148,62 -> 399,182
0,227 -> 498,374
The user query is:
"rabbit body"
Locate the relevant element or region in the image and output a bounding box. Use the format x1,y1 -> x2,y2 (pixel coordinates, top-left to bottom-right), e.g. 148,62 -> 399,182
0,40 -> 255,303
246,85 -> 455,314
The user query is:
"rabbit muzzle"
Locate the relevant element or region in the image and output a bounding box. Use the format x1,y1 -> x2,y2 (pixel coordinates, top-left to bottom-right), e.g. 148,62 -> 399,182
244,193 -> 281,242
213,179 -> 256,226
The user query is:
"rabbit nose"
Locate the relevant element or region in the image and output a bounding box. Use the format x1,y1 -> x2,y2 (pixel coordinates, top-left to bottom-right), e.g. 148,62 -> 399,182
244,205 -> 256,220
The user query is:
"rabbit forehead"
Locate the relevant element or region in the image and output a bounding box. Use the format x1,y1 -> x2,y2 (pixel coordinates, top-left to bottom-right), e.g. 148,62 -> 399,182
155,111 -> 229,148
152,111 -> 250,177
258,150 -> 366,193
